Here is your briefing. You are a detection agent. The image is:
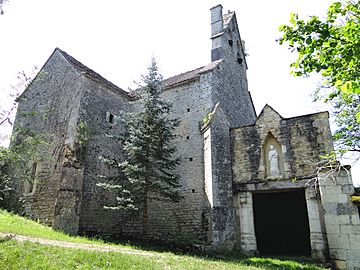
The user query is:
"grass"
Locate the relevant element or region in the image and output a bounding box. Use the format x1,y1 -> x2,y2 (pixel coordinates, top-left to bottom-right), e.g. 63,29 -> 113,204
0,239 -> 160,270
0,209 -> 330,270
0,209 -> 122,246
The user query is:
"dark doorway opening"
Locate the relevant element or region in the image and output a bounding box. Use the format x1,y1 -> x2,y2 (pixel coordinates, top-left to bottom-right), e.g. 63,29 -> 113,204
253,189 -> 311,256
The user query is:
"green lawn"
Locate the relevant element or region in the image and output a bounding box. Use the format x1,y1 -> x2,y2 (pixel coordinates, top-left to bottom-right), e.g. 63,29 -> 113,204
0,209 -> 121,246
0,209 -> 330,270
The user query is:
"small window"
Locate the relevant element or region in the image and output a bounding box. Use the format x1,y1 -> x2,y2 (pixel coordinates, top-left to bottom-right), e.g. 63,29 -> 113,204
186,136 -> 190,140
192,189 -> 195,193
237,52 -> 243,64
106,112 -> 116,124
187,108 -> 191,112
189,157 -> 193,162
109,114 -> 114,124
228,39 -> 233,47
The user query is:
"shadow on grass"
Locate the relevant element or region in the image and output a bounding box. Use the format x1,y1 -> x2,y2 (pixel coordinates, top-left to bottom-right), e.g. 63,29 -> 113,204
240,257 -> 330,270
85,236 -> 330,270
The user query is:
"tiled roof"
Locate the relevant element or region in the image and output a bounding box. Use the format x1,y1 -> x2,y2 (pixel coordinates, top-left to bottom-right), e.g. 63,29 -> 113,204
57,48 -> 221,93
163,59 -> 222,88
56,48 -> 129,97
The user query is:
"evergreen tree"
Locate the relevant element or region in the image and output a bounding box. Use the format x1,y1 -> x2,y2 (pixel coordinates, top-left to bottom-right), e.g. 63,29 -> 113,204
98,59 -> 182,238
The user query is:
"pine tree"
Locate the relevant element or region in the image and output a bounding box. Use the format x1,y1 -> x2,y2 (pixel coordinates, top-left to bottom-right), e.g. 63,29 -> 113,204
99,59 -> 182,238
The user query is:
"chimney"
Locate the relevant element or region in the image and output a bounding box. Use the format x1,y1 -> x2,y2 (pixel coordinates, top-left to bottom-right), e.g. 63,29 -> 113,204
210,4 -> 223,37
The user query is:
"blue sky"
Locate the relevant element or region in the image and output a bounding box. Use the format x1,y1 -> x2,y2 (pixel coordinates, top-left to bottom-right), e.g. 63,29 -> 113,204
0,0 -> 358,185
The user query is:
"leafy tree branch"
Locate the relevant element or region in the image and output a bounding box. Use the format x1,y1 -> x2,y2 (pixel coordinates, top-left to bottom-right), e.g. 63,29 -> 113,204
278,1 -> 360,158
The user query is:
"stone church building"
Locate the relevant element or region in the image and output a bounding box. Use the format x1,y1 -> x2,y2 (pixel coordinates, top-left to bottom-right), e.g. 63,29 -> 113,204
11,5 -> 360,269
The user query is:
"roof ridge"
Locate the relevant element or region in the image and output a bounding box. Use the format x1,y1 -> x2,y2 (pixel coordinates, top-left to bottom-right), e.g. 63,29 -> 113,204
163,60 -> 222,88
223,11 -> 235,28
56,48 -> 129,97
55,48 -> 221,91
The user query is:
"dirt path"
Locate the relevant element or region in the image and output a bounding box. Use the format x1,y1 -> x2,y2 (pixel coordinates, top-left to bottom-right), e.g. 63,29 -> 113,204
0,232 -> 159,257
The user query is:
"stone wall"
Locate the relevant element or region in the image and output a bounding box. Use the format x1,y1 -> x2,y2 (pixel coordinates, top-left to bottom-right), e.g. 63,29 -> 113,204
76,74 -> 131,237
320,169 -> 360,270
203,106 -> 236,249
231,105 -> 333,183
231,105 -> 333,260
13,50 -> 83,226
75,70 -> 215,243
210,7 -> 256,128
205,6 -> 257,249
144,74 -> 213,243
233,191 -> 256,253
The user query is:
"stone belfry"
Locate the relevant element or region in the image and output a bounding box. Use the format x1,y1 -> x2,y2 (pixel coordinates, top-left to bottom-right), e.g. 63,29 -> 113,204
210,4 -> 247,67
208,4 -> 255,128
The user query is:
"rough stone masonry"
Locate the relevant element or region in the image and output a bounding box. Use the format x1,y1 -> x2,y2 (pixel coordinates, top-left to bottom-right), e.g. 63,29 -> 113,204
10,4 -> 360,270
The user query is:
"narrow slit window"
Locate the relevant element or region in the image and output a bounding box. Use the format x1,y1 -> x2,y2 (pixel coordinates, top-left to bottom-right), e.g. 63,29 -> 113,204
109,113 -> 114,124
187,108 -> 191,112
237,52 -> 243,64
189,157 -> 193,162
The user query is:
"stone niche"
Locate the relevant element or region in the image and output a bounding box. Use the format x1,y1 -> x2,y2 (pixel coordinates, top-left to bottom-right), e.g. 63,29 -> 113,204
231,105 -> 340,263
231,105 -> 333,183
263,132 -> 284,179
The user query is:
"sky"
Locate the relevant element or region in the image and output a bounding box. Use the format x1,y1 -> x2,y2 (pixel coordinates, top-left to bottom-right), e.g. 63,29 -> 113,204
0,0 -> 358,185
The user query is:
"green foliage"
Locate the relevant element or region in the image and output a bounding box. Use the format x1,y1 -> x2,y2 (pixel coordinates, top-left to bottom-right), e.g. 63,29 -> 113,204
0,209 -> 111,245
74,121 -> 90,165
174,234 -> 205,252
0,241 -> 330,270
350,195 -> 360,203
278,1 -> 360,156
243,257 -> 328,270
0,127 -> 47,209
0,210 -> 330,270
0,148 -> 11,201
0,240 -> 159,270
98,59 -> 182,236
203,112 -> 214,126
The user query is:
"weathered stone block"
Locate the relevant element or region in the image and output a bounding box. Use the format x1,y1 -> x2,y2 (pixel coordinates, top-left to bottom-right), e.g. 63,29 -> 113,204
326,224 -> 341,234
327,234 -> 350,250
337,194 -> 349,203
329,248 -> 348,260
334,260 -> 347,270
308,219 -> 322,232
337,203 -> 357,215
350,235 -> 360,250
341,184 -> 355,194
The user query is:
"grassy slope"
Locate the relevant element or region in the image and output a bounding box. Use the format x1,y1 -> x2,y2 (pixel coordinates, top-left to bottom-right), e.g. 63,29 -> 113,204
0,209 -> 330,270
0,209 -> 119,246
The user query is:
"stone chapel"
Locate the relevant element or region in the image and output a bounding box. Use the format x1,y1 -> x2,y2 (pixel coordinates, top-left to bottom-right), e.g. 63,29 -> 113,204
10,5 -> 360,270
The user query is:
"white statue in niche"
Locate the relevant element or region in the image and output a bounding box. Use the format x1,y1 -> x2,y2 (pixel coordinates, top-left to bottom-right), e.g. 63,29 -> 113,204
268,145 -> 280,177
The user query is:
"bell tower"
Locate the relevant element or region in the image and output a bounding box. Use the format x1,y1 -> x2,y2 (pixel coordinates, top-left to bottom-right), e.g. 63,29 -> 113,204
210,4 -> 247,68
